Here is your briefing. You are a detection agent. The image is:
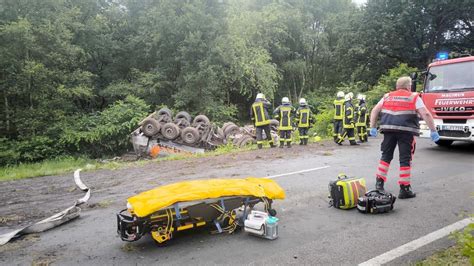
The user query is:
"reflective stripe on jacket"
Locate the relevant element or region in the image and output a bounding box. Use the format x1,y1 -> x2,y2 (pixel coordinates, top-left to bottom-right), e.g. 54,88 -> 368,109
251,101 -> 270,126
343,101 -> 354,129
297,107 -> 311,128
333,98 -> 344,120
380,90 -> 420,135
356,102 -> 368,126
274,104 -> 294,130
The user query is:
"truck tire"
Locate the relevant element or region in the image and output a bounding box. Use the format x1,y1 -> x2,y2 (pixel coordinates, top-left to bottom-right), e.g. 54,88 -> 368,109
175,111 -> 192,123
217,128 -> 225,140
181,127 -> 200,144
158,107 -> 173,118
193,115 -> 210,126
161,123 -> 180,140
222,122 -> 235,133
270,119 -> 279,129
436,140 -> 453,147
224,124 -> 240,137
238,135 -> 256,147
141,118 -> 160,137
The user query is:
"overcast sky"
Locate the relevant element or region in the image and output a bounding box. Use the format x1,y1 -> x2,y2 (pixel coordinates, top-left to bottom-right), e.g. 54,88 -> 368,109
352,0 -> 367,6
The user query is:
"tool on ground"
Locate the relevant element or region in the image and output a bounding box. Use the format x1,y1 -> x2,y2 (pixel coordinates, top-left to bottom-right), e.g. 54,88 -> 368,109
116,178 -> 285,245
244,210 -> 279,240
328,174 -> 367,209
357,190 -> 396,214
0,169 -> 91,245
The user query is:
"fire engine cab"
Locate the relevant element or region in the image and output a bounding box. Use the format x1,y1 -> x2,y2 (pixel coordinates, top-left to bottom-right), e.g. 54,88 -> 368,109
418,54 -> 474,146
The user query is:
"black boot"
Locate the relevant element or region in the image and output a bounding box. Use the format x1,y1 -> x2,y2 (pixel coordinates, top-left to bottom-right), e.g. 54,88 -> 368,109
287,142 -> 291,148
279,141 -> 284,148
304,138 -> 308,145
375,178 -> 385,191
399,184 -> 416,199
333,136 -> 338,143
299,140 -> 304,145
270,142 -> 276,148
350,140 -> 360,145
258,144 -> 263,149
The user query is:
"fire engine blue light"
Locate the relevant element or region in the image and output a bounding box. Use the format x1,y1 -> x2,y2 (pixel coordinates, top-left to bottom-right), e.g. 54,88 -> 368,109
436,51 -> 449,60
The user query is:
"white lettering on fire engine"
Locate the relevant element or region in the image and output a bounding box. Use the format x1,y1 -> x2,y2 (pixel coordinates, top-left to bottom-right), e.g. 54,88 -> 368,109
435,98 -> 474,106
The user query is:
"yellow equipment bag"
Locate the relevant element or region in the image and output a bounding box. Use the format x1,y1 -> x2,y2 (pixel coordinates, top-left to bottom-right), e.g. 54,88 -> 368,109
329,174 -> 366,209
128,178 -> 286,217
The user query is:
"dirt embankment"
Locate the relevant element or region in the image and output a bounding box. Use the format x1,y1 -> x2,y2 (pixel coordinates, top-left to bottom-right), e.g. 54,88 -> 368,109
0,142 -> 333,229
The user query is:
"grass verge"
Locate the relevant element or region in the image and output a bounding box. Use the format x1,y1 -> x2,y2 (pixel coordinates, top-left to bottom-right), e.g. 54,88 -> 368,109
414,244 -> 470,266
0,137 -> 330,182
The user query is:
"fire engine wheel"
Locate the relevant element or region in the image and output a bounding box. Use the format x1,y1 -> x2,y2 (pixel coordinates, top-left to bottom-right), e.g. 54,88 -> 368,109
161,123 -> 181,140
181,127 -> 200,144
141,118 -> 160,137
157,107 -> 173,119
193,115 -> 210,126
221,122 -> 235,133
175,111 -> 192,123
238,135 -> 256,147
224,124 -> 240,137
436,140 -> 453,147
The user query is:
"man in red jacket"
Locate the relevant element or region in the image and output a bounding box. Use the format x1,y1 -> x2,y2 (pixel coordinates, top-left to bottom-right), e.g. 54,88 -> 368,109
369,76 -> 440,199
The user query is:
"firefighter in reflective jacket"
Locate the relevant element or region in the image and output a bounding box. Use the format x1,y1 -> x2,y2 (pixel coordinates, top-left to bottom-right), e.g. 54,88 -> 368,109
296,98 -> 313,145
370,76 -> 440,199
250,93 -> 276,149
356,94 -> 368,142
273,97 -> 295,148
333,91 -> 345,143
336,93 -> 359,145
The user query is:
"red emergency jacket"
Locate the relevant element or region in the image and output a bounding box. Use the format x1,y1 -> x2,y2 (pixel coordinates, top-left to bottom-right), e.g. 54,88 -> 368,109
380,90 -> 420,135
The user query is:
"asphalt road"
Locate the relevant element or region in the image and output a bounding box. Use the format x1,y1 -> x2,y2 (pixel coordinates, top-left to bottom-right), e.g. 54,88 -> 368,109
1,137 -> 473,265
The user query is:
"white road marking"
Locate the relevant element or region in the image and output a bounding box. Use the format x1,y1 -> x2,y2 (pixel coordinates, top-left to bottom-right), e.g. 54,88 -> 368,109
265,165 -> 330,179
359,217 -> 474,266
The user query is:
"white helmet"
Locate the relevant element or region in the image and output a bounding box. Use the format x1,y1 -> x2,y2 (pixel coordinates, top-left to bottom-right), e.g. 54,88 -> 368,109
362,95 -> 367,101
282,97 -> 290,104
337,91 -> 345,98
357,94 -> 364,100
256,93 -> 265,100
345,94 -> 352,101
348,92 -> 354,99
299,98 -> 307,105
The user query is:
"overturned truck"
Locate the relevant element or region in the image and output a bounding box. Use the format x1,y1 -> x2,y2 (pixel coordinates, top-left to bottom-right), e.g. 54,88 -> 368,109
131,108 -> 279,157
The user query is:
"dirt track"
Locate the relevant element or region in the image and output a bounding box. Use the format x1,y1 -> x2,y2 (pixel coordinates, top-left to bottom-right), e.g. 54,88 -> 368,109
0,142 -> 333,229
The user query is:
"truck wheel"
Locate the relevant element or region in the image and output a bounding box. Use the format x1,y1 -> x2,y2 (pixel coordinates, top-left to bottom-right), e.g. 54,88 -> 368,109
193,115 -> 210,126
224,124 -> 240,137
157,107 -> 173,118
141,118 -> 160,137
222,122 -> 235,133
436,140 -> 453,147
270,119 -> 279,128
161,123 -> 180,140
181,127 -> 200,144
175,111 -> 192,123
238,135 -> 255,147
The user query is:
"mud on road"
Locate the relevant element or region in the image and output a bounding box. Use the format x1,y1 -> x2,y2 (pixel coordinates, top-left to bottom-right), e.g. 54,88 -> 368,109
0,142 -> 333,230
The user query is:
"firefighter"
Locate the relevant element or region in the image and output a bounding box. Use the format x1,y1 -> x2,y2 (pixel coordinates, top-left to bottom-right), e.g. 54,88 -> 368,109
296,98 -> 313,145
250,93 -> 276,149
337,93 -> 359,145
370,76 -> 440,199
333,91 -> 345,143
356,94 -> 368,142
273,97 -> 295,148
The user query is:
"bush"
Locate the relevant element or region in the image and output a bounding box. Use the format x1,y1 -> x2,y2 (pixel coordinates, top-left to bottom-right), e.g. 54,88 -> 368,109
60,95 -> 150,157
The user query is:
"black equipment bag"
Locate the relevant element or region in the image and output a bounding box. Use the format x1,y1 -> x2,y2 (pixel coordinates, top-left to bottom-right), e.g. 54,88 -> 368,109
357,190 -> 396,214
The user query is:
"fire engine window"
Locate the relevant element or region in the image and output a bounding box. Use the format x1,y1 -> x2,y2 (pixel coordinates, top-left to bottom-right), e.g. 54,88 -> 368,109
425,61 -> 474,92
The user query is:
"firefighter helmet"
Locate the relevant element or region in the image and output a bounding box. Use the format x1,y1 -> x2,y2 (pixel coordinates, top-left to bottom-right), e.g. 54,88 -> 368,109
337,91 -> 345,98
256,93 -> 265,100
282,97 -> 290,104
299,98 -> 307,106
